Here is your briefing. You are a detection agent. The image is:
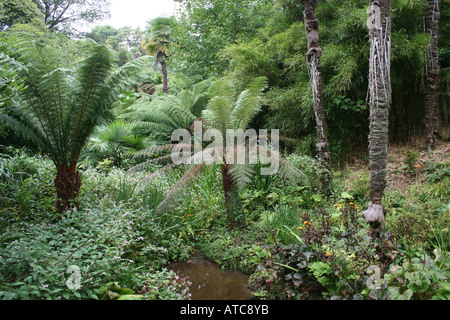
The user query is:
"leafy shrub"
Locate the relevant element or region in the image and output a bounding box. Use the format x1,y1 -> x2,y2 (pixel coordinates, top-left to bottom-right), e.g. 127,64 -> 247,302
379,248 -> 450,300
0,151 -> 195,300
197,225 -> 271,274
0,150 -> 55,220
249,205 -> 398,300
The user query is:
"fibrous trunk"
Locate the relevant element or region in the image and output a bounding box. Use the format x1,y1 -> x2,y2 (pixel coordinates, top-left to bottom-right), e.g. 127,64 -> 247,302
162,60 -> 169,94
303,0 -> 332,193
221,164 -> 241,226
424,0 -> 440,151
363,0 -> 392,232
54,164 -> 82,214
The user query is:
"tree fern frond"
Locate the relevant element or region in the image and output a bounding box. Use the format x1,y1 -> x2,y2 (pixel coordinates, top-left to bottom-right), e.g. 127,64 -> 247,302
192,78 -> 213,97
66,42 -> 114,162
133,143 -> 192,159
232,90 -> 261,130
0,113 -> 53,156
156,164 -> 205,213
207,78 -> 236,99
244,76 -> 268,95
106,55 -> 153,93
128,121 -> 175,135
202,96 -> 233,133
229,164 -> 255,190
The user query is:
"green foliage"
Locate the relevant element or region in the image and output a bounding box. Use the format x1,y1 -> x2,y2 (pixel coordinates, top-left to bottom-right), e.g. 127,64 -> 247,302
85,25 -> 145,66
0,151 -> 195,300
380,248 -> 450,300
404,149 -> 419,175
121,78 -> 212,141
0,0 -> 45,31
0,149 -> 55,217
81,119 -> 151,168
170,0 -> 274,84
1,32 -> 151,168
31,0 -> 110,35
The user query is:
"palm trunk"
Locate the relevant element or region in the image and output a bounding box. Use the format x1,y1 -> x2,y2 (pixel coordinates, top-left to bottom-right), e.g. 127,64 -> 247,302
54,163 -> 82,214
424,0 -> 440,151
303,0 -> 332,193
363,0 -> 392,233
161,60 -> 169,94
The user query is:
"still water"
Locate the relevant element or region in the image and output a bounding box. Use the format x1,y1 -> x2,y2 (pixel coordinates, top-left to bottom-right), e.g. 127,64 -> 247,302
169,256 -> 254,300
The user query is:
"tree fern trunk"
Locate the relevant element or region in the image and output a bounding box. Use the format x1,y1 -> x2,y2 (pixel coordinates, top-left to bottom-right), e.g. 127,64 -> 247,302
424,0 -> 440,151
363,0 -> 392,234
304,0 -> 332,193
54,164 -> 82,214
221,164 -> 241,226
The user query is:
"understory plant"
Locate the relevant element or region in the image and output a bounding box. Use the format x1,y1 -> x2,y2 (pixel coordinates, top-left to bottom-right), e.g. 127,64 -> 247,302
0,31 -> 151,213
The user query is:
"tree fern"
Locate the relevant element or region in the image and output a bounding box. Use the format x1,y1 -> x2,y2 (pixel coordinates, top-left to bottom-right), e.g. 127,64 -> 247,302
121,79 -> 211,140
129,76 -> 309,225
0,32 -> 151,213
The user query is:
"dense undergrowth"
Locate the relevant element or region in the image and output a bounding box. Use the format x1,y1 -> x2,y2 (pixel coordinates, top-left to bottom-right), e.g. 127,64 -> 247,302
0,142 -> 449,300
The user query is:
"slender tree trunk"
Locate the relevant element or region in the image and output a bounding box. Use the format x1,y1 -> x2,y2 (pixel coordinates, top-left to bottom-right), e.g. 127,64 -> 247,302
303,0 -> 332,193
363,0 -> 392,234
424,0 -> 440,151
161,60 -> 169,94
54,163 -> 82,214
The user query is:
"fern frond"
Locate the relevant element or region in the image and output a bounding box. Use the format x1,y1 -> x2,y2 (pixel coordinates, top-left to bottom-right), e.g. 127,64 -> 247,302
207,78 -> 236,99
244,76 -> 269,95
229,164 -> 256,190
202,96 -> 233,134
133,143 -> 192,159
138,162 -> 180,186
156,164 -> 205,213
232,90 -> 261,130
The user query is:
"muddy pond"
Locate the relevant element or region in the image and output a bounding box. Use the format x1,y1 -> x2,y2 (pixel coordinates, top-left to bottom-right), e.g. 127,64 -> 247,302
168,256 -> 254,300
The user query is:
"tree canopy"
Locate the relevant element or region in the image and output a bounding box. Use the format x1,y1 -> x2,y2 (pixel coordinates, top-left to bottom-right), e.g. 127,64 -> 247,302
31,0 -> 110,34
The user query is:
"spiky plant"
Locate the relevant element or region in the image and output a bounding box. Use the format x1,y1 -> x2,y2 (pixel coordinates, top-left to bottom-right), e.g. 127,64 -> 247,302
141,17 -> 174,94
129,77 -> 308,224
121,78 -> 212,141
0,33 -> 151,213
82,120 -> 151,167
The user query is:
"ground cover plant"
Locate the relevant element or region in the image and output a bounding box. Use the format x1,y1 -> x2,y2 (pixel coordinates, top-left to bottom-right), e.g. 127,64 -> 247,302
0,0 -> 449,302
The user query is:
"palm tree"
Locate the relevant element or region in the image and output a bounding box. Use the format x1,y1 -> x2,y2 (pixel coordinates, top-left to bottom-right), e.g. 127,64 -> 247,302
141,17 -> 174,94
424,0 -> 441,151
303,0 -> 332,193
82,120 -> 151,167
0,33 -> 151,213
129,77 -> 308,225
363,0 -> 392,234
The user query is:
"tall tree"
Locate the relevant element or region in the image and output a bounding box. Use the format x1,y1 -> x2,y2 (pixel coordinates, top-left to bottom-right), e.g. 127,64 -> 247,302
171,0 -> 273,84
0,33 -> 150,213
303,0 -> 332,193
141,17 -> 174,94
424,0 -> 441,151
363,0 -> 392,234
0,0 -> 45,31
31,0 -> 110,34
